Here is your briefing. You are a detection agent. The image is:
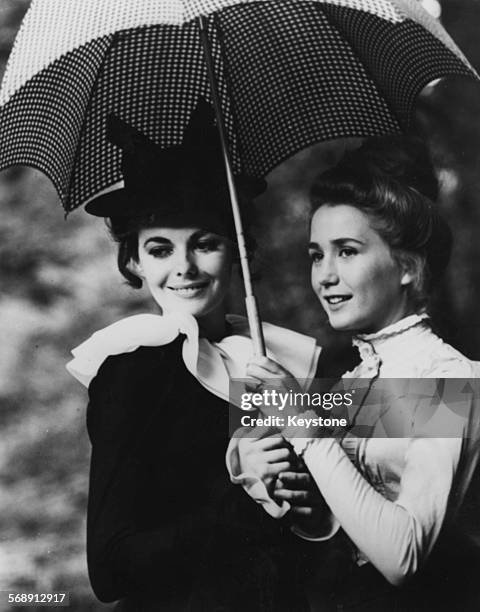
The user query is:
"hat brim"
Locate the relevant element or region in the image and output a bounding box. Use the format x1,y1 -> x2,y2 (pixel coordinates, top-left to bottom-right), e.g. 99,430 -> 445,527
85,188 -> 131,217
85,175 -> 267,218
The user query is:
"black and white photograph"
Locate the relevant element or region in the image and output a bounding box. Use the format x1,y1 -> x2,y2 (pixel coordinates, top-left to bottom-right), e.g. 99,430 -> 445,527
1,1 -> 480,610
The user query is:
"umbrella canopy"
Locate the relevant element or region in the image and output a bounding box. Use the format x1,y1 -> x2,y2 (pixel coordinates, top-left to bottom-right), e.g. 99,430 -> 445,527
0,0 -> 477,356
0,0 -> 476,213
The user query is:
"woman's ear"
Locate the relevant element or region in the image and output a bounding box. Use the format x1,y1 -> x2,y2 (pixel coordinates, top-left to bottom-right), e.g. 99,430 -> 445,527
398,252 -> 422,288
127,258 -> 144,279
400,269 -> 414,287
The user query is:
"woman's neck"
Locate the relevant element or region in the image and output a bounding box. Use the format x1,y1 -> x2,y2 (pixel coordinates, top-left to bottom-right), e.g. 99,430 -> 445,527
197,304 -> 228,342
357,296 -> 415,335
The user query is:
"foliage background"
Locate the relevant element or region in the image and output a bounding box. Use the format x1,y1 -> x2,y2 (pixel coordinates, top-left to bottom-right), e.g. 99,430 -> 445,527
0,1 -> 480,610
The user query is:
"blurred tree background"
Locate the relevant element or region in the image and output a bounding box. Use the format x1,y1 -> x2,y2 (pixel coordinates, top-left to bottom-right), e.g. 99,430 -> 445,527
0,1 -> 479,610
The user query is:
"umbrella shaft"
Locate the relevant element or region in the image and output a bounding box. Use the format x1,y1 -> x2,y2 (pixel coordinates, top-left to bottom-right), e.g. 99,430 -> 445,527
198,15 -> 266,356
245,295 -> 266,356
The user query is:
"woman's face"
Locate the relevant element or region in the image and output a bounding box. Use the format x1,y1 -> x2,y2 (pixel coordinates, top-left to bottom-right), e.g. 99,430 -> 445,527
135,226 -> 233,323
309,204 -> 412,334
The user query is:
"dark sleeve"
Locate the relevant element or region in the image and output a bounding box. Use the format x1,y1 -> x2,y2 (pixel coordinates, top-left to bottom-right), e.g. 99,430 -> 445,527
85,350 -> 212,603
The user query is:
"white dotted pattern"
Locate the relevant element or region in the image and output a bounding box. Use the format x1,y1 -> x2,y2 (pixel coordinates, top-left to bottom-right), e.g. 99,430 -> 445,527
1,0 -> 408,106
0,0 -> 476,212
68,22 -> 239,211
0,39 -> 111,203
1,0 -> 186,106
183,0 -> 402,22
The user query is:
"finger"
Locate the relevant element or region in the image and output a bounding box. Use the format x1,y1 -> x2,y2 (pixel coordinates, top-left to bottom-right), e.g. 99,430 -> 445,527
289,506 -> 314,517
278,472 -> 312,488
248,356 -> 285,374
245,376 -> 264,392
253,433 -> 287,449
266,461 -> 291,476
264,448 -> 291,463
246,364 -> 280,381
247,359 -> 295,380
273,489 -> 310,503
241,426 -> 280,441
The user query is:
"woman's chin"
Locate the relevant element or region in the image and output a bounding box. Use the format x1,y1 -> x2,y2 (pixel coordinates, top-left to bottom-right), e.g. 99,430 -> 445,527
327,312 -> 361,333
329,321 -> 351,332
151,298 -> 203,318
327,311 -> 347,329
156,296 -> 224,322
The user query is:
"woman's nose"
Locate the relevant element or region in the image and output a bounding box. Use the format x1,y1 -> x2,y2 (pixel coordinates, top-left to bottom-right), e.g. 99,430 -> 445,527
318,258 -> 339,287
174,250 -> 198,277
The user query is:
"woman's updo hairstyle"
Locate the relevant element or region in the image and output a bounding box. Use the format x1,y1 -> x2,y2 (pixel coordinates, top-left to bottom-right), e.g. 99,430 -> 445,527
310,136 -> 452,310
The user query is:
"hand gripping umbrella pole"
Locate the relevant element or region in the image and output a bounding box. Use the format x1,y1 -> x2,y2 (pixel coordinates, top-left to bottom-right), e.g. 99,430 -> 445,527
198,15 -> 266,357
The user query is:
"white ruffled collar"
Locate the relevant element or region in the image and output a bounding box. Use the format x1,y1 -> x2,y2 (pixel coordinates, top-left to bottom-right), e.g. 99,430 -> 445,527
354,312 -> 429,345
344,313 -> 430,379
66,312 -> 320,409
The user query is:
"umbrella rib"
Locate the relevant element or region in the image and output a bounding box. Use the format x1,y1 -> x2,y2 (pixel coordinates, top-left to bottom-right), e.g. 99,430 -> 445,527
213,12 -> 246,175
311,3 -> 402,133
66,32 -> 118,213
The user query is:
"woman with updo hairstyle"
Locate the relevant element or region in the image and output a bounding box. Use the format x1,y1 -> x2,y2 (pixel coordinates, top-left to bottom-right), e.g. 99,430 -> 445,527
238,136 -> 480,610
309,136 -> 453,316
66,100 -> 322,612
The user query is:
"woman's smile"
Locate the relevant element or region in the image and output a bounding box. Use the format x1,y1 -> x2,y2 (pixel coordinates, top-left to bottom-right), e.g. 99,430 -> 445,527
166,280 -> 210,297
322,293 -> 353,309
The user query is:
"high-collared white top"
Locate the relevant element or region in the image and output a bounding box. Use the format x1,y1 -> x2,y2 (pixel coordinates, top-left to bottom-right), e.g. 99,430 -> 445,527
230,313 -> 480,581
291,314 -> 480,585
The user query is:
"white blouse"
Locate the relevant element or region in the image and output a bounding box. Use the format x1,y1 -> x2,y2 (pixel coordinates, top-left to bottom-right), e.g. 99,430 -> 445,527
291,314 -> 480,585
230,313 -> 480,583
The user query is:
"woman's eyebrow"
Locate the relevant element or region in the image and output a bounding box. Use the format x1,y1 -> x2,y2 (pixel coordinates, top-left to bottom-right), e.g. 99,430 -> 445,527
189,230 -> 208,240
187,230 -> 219,245
308,238 -> 365,250
332,237 -> 365,246
143,236 -> 172,247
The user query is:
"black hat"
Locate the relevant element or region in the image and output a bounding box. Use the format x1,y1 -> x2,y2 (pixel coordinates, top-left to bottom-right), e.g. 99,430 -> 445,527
85,99 -> 266,237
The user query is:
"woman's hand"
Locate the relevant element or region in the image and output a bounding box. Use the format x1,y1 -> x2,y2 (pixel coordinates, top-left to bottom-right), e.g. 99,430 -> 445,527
274,470 -> 330,537
237,428 -> 292,495
246,356 -> 302,396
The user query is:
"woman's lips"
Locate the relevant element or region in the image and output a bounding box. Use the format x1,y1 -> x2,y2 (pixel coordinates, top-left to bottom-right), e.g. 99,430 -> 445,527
167,281 -> 210,298
323,294 -> 353,310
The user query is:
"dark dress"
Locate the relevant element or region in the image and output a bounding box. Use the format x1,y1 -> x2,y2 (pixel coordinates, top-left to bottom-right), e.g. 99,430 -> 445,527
86,336 -> 314,611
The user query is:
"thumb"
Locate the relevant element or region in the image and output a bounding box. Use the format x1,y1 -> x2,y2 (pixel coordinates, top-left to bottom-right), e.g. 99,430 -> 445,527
251,424 -> 281,439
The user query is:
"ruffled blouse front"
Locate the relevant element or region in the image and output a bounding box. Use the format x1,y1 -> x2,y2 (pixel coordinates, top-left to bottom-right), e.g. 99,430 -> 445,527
344,312 -> 474,379
340,313 -> 475,493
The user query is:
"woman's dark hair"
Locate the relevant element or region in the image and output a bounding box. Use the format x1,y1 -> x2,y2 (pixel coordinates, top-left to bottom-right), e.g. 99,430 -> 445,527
108,211 -> 256,289
309,136 -> 452,310
108,214 -> 149,289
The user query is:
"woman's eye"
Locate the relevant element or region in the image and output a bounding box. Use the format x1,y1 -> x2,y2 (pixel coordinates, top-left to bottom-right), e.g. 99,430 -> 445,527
148,247 -> 173,258
195,239 -> 221,252
309,250 -> 323,263
339,247 -> 357,258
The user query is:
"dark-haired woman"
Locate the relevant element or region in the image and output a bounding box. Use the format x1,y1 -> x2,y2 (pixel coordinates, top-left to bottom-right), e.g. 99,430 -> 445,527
240,137 -> 480,610
67,101 -> 320,612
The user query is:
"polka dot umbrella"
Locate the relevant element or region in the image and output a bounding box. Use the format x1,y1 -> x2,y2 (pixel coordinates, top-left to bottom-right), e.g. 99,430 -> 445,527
0,0 -> 477,353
